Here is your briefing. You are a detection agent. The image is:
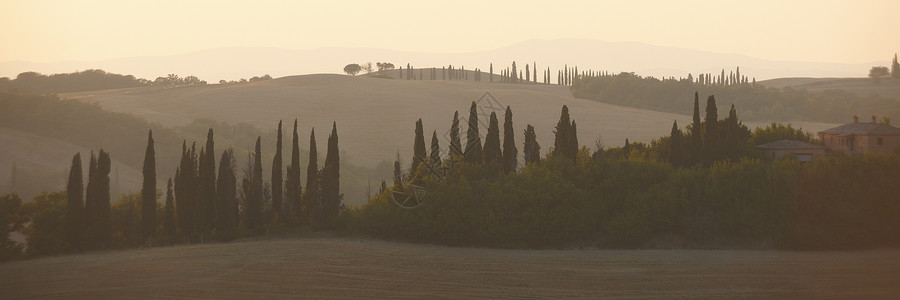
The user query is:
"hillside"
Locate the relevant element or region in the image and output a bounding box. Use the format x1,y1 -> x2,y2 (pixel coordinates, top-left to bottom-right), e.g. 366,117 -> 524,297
759,77 -> 900,99
61,74 -> 838,170
2,237 -> 899,298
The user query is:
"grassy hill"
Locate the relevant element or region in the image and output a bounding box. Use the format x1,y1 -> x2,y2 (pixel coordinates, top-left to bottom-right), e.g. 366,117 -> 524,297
758,77 -> 900,99
61,74 -> 837,170
2,236 -> 899,298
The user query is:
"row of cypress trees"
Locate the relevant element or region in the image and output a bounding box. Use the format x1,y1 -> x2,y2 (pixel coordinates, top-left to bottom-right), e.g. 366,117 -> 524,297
64,119 -> 342,249
398,101 -> 580,181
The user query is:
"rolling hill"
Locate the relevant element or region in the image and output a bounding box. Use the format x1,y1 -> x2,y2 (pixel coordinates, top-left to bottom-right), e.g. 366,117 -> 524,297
759,77 -> 900,99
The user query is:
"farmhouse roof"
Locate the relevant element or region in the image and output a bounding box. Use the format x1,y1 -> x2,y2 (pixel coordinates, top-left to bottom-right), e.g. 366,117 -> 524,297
818,122 -> 900,136
754,139 -> 825,150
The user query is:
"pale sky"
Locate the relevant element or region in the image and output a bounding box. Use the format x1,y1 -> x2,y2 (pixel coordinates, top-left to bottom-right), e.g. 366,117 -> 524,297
1,0 -> 898,64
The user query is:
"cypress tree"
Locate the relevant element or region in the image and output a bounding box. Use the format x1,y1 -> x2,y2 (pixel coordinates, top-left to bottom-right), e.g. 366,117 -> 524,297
272,121 -> 283,222
523,125 -> 540,164
892,53 -> 900,79
304,128 -> 319,225
704,95 -> 719,163
430,130 -> 440,165
393,153 -> 402,185
501,106 -> 517,173
411,119 -> 426,174
553,105 -> 573,160
246,137 -> 263,234
669,121 -> 683,167
216,149 -> 236,232
164,178 -> 176,240
483,112 -> 501,164
285,119 -> 302,225
525,64 -> 530,82
84,152 -> 97,248
489,63 -> 493,82
66,153 -> 83,251
449,111 -> 462,159
95,150 -> 111,248
511,61 -> 517,83
691,92 -> 702,165
322,122 -> 341,224
623,139 -> 631,159
198,129 -> 215,237
141,130 -> 156,245
175,141 -> 197,240
569,119 -> 579,160
464,101 -> 483,164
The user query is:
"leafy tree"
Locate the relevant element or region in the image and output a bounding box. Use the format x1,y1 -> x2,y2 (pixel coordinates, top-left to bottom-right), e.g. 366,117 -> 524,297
411,119 -> 426,174
322,122 -> 341,225
343,64 -> 362,76
361,62 -> 374,74
0,193 -> 24,261
272,121 -> 284,222
285,119 -> 302,225
141,130 -> 156,245
304,128 -> 319,225
749,122 -> 814,146
376,62 -> 395,72
215,149 -> 237,232
66,153 -> 84,251
483,112 -> 502,164
502,106 -> 517,173
869,66 -> 890,80
523,124 -> 541,164
20,191 -> 68,256
464,101 -> 483,164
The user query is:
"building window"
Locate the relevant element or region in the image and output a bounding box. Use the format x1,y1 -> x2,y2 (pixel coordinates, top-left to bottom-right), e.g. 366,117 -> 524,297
878,137 -> 883,145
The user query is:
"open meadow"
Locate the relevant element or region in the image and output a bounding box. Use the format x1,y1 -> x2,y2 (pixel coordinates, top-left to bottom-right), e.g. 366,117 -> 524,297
1,236 -> 898,299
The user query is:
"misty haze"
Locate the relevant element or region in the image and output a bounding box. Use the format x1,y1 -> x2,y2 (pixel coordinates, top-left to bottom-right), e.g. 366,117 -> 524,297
2,0 -> 900,298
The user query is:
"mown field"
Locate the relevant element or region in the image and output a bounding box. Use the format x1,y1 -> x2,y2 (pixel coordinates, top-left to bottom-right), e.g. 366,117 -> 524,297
1,237 -> 898,299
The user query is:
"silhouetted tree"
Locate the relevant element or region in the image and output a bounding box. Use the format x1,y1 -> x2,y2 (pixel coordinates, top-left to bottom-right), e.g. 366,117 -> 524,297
483,112 -> 501,164
511,61 -> 518,83
198,129 -> 216,237
464,102 -> 483,164
704,95 -> 719,163
246,137 -> 264,234
669,121 -> 684,167
164,178 -> 175,240
86,150 -> 111,248
343,64 -> 361,76
691,92 -> 702,165
322,122 -> 341,225
893,54 -> 900,79
525,64 -> 530,82
285,119 -> 302,225
430,130 -> 440,165
272,121 -> 283,222
523,125 -> 540,164
216,149 -> 236,232
304,129 -> 319,225
489,63 -> 493,82
449,111 -> 462,159
553,105 -> 575,160
141,130 -> 156,245
66,153 -> 83,251
411,119 -> 426,174
175,142 -> 198,240
502,106 -> 517,173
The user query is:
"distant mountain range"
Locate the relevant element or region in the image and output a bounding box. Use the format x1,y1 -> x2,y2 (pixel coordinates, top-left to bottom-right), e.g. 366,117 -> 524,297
0,39 -> 880,82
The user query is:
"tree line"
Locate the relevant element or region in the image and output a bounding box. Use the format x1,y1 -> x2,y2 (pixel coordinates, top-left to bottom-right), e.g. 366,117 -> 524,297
1,118 -> 343,259
349,93 -> 900,250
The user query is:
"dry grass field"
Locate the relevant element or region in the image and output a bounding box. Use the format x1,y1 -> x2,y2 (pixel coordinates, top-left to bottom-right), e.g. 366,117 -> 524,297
1,236 -> 898,299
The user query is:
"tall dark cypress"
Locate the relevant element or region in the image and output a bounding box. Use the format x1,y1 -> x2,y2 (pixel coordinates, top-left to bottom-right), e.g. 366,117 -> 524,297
464,101 -> 483,164
704,95 -> 719,163
502,106 -> 517,173
483,112 -> 501,164
95,150 -> 111,248
449,111 -> 462,159
66,153 -> 83,251
216,149 -> 236,231
322,122 -> 341,224
691,92 -> 702,165
525,64 -> 530,82
198,129 -> 216,235
84,152 -> 97,248
246,137 -> 264,234
272,121 -> 283,222
489,63 -> 493,82
523,125 -> 540,164
411,119 -> 426,174
304,128 -> 319,225
430,130 -> 440,165
164,178 -> 176,240
141,130 -> 156,244
569,120 -> 579,160
511,61 -> 518,83
553,105 -> 572,160
669,121 -> 683,167
285,119 -> 302,225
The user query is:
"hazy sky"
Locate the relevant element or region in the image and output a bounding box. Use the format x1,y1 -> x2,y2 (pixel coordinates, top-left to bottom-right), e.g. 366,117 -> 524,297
1,0 -> 898,64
